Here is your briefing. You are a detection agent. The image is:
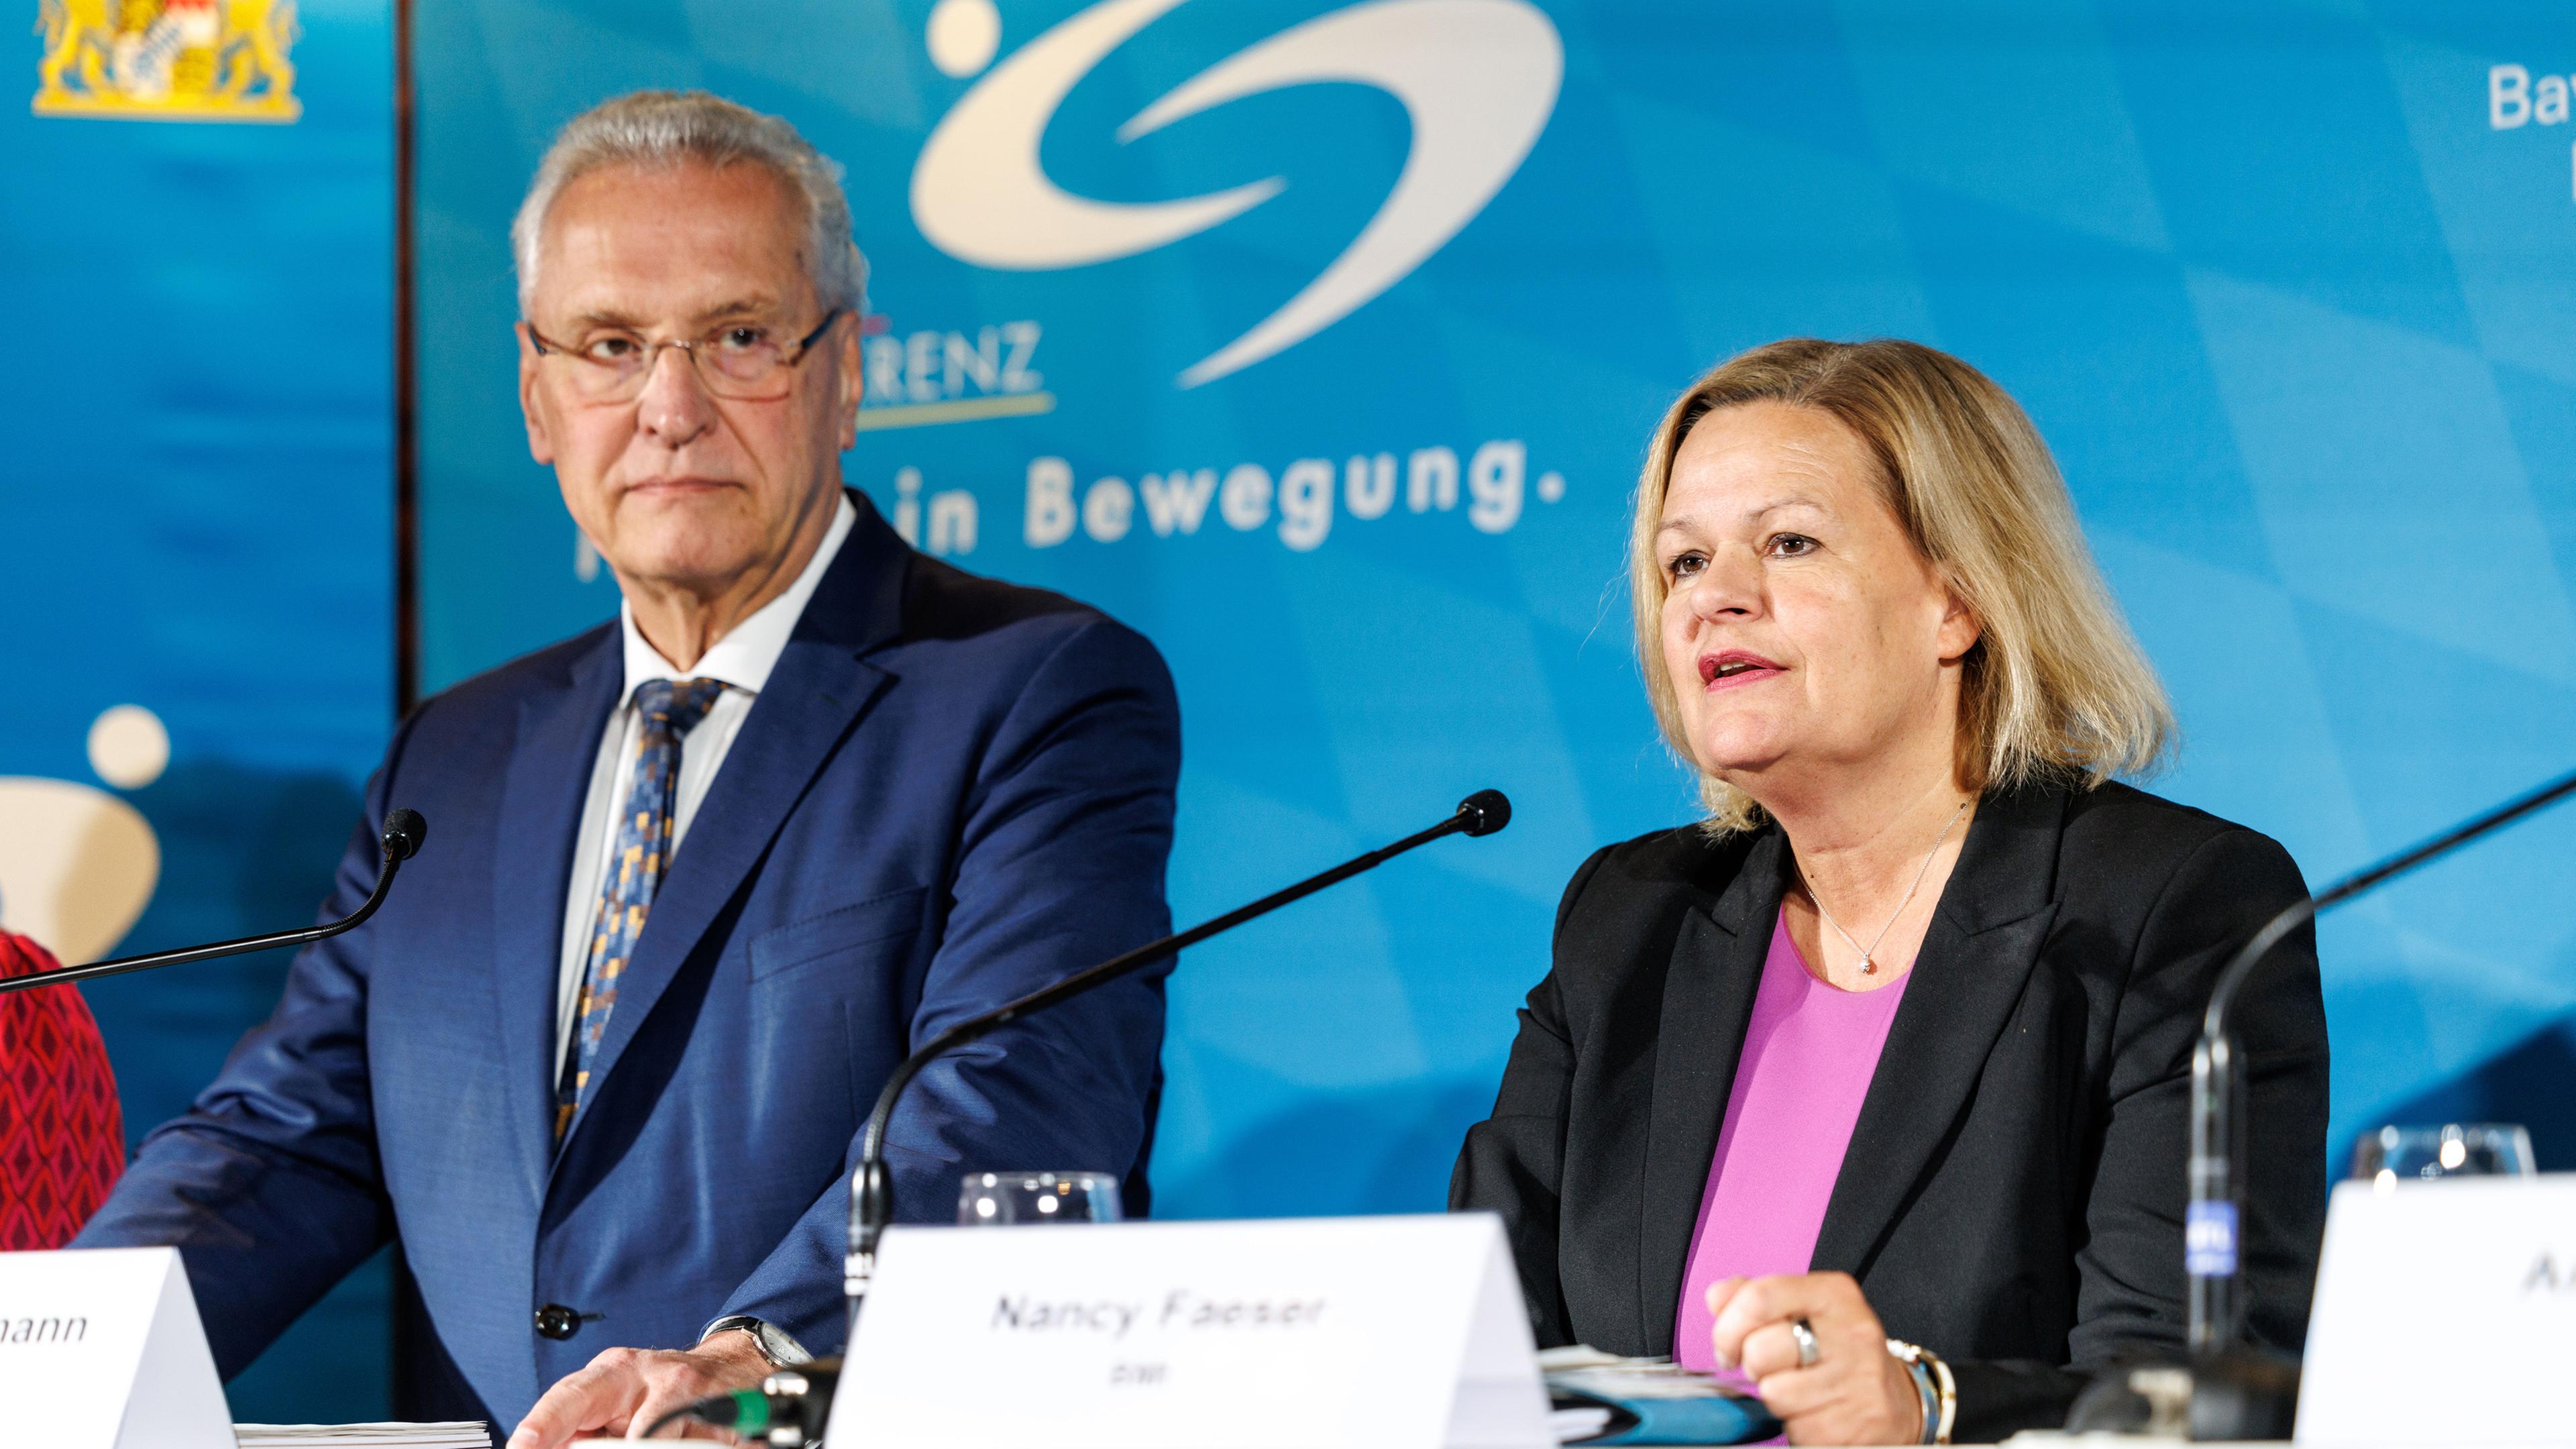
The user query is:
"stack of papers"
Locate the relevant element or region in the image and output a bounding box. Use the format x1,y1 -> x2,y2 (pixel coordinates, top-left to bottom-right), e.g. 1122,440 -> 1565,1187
234,1424 -> 490,1449
1538,1346 -> 1782,1446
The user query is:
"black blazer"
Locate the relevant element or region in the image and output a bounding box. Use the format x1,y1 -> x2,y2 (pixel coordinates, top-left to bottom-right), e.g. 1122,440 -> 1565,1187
1451,781 -> 2329,1440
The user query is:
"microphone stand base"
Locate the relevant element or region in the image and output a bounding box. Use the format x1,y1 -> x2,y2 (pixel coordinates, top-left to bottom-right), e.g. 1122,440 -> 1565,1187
2064,1347 -> 2300,1441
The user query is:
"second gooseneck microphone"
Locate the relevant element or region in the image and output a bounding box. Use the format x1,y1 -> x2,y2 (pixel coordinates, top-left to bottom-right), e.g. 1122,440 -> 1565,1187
2188,764 -> 2576,1354
2103,764 -> 2576,1442
651,792 -> 1515,1444
841,789 -> 1512,1344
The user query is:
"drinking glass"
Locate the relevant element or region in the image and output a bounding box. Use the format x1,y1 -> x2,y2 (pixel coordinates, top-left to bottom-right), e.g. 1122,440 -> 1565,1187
958,1170 -> 1124,1225
2349,1122 -> 2535,1185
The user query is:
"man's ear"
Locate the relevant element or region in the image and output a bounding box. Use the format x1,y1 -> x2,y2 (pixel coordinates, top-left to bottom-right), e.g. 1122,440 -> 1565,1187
833,313 -> 864,452
518,325 -> 557,466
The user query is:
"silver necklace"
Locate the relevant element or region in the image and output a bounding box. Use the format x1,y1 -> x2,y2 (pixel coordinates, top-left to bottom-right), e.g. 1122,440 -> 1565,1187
1803,800 -> 1969,975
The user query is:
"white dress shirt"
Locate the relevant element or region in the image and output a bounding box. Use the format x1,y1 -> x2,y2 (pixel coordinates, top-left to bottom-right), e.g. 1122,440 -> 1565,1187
554,495 -> 857,1075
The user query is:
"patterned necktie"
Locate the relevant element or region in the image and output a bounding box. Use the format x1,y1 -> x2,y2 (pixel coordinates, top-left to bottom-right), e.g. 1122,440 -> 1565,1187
555,676 -> 726,1144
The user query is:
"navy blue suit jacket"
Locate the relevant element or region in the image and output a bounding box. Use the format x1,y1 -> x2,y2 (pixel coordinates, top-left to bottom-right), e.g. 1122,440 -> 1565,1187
77,493 -> 1180,1428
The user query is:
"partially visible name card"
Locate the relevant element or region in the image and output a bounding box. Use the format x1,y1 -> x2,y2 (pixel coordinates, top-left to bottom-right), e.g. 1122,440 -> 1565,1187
0,1246 -> 231,1448
834,1213 -> 1552,1449
2298,1175 -> 2576,1444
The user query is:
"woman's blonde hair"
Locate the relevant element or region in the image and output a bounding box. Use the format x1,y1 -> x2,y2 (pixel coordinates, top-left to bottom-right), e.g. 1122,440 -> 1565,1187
1631,338 -> 2174,833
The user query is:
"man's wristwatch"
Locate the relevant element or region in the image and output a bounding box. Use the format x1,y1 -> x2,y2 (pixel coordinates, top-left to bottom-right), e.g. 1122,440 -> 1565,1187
702,1315 -> 812,1368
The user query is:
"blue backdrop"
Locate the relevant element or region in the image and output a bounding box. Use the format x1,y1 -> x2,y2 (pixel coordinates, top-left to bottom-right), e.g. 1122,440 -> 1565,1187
419,0 -> 2576,1215
2,0 -> 394,1418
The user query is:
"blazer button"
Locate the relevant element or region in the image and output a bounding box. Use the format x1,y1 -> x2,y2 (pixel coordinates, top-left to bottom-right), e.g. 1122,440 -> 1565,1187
534,1303 -> 582,1340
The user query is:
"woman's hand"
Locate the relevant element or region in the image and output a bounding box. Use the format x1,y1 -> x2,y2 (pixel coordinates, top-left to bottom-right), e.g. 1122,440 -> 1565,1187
1707,1272 -> 1923,1446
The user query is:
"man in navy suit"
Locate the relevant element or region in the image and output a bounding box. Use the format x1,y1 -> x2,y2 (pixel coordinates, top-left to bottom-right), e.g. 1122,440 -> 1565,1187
76,91 -> 1180,1446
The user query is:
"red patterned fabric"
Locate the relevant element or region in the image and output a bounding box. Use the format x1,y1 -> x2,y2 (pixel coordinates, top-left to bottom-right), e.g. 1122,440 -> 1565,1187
0,932 -> 123,1249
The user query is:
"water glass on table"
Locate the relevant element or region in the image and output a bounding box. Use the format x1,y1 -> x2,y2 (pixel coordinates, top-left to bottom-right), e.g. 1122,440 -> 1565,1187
959,1169 -> 1123,1224
2351,1122 -> 2534,1185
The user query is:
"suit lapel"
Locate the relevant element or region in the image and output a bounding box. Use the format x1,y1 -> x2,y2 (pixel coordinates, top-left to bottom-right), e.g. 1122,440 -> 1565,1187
1809,785 -> 2067,1279
490,627 -> 623,1203
558,494 -> 910,1154
1635,828 -> 1790,1354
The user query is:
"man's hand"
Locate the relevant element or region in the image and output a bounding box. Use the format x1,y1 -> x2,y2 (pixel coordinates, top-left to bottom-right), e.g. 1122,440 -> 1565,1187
507,1330 -> 771,1448
1707,1272 -> 1924,1446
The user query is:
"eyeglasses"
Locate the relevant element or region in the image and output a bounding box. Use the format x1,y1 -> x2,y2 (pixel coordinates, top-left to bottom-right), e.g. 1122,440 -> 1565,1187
523,308 -> 845,402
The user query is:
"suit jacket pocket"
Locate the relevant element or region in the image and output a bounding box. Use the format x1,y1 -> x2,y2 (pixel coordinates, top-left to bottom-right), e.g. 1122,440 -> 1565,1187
748,885 -> 930,983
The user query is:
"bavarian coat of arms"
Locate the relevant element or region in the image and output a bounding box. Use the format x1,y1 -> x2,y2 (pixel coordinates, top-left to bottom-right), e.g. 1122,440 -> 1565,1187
34,0 -> 299,120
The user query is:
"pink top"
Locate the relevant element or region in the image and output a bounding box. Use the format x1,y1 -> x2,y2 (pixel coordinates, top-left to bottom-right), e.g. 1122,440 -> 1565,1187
1673,910 -> 1912,1371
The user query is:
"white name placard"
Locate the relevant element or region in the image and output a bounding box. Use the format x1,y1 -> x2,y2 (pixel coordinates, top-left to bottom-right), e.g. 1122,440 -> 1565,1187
2298,1175 -> 2576,1444
0,1246 -> 231,1447
833,1213 -> 1550,1449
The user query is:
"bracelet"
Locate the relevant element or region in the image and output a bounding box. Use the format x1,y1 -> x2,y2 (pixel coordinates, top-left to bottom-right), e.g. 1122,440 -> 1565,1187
1926,1347 -> 1957,1445
1884,1338 -> 1955,1446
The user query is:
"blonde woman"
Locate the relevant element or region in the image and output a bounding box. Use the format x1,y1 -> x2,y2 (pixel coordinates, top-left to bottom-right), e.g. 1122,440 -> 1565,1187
1452,340 -> 2327,1444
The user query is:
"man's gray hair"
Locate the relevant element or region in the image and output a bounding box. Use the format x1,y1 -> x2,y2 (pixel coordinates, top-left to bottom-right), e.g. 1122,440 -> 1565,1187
512,89 -> 868,318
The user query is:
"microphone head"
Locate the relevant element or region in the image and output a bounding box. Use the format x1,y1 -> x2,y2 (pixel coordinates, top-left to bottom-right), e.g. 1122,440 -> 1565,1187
1456,789 -> 1512,837
381,808 -> 428,862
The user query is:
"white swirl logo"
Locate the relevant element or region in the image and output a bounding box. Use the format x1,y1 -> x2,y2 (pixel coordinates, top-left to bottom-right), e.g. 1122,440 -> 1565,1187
911,0 -> 1563,387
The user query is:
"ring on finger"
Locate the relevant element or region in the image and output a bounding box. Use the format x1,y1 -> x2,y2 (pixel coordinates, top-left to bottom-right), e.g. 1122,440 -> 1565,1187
1788,1316 -> 1820,1369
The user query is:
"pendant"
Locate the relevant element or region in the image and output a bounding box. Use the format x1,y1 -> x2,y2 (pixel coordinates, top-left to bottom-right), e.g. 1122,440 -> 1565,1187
1860,959 -> 1877,974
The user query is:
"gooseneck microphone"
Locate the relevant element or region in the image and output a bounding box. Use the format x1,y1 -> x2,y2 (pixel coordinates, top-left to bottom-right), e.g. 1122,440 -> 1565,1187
2189,765 -> 2576,1356
841,789 -> 1511,1346
2073,767 -> 2576,1439
0,808 -> 429,998
659,793 -> 1510,1444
